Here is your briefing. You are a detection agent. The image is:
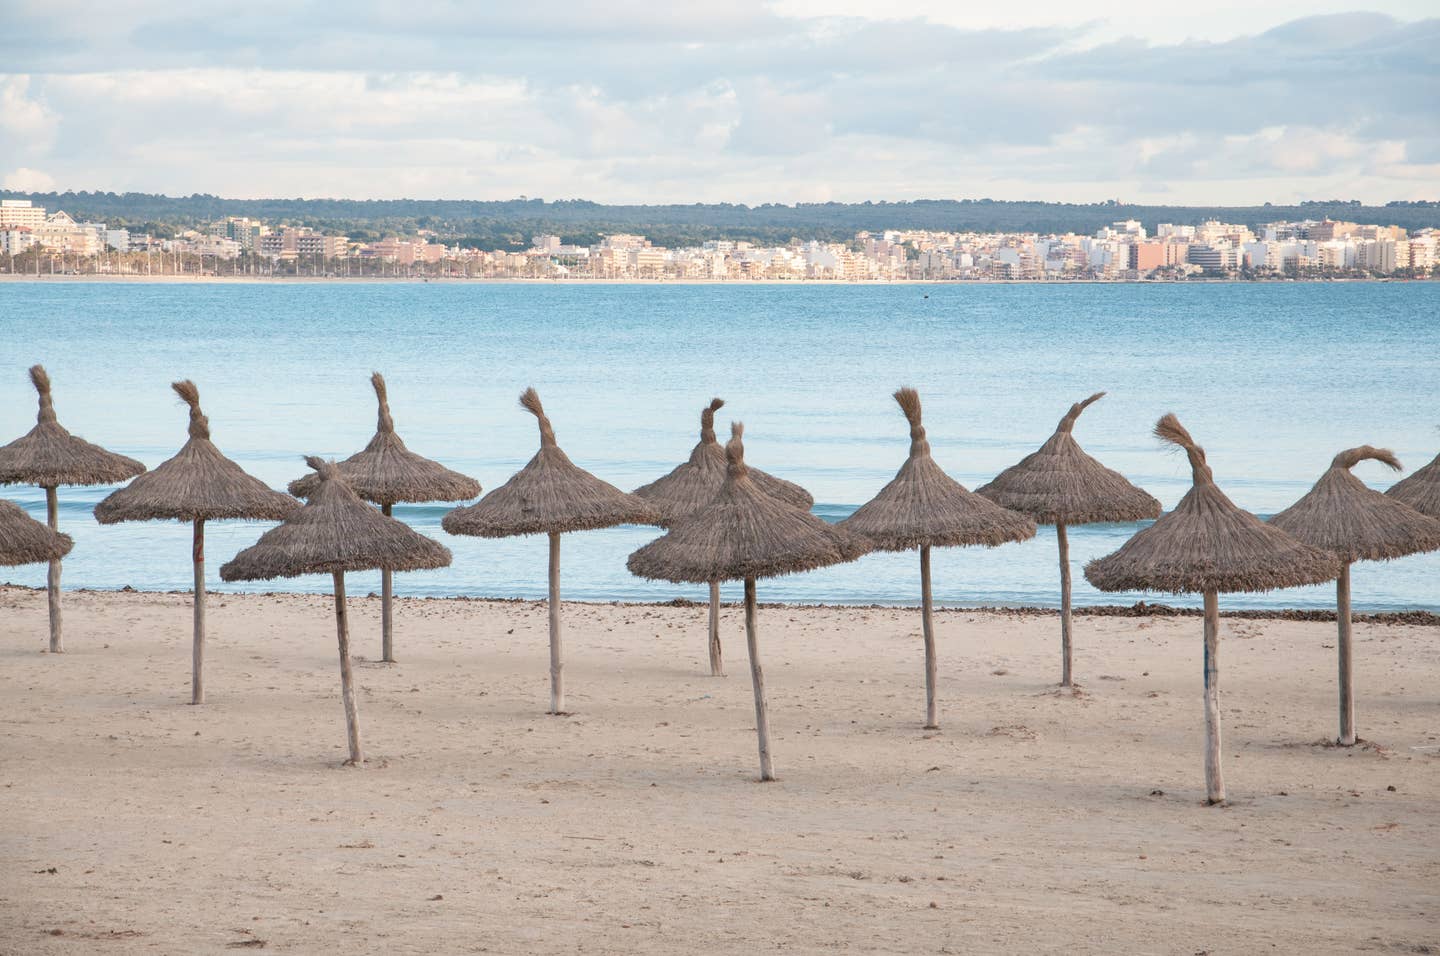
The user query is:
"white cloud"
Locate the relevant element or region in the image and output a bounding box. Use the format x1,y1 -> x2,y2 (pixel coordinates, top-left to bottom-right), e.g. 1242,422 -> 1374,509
0,76 -> 59,158
0,6 -> 1436,204
2,167 -> 58,191
775,0 -> 1438,44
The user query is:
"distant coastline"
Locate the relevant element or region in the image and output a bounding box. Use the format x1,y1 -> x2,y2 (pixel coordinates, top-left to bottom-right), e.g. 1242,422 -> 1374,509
0,273 -> 1422,286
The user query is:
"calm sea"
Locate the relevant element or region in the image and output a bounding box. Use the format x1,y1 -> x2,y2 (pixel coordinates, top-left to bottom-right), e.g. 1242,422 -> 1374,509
1,280 -> 1437,611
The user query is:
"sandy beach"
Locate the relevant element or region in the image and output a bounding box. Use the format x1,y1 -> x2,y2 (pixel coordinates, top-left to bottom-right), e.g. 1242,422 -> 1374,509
2,586 -> 1436,954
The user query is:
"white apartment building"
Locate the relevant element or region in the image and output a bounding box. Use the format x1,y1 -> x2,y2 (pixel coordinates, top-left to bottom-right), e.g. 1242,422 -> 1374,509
1081,237 -> 1130,275
180,235 -> 243,259
600,234 -> 648,251
1157,223 -> 1196,240
1194,221 -> 1255,245
0,199 -> 46,229
1408,235 -> 1436,272
1355,239 -> 1409,273
1,228 -> 38,255
33,211 -> 105,255
629,246 -> 669,275
221,217 -> 266,251
1316,241 -> 1352,270
1187,241 -> 1239,273
1243,240 -> 1319,270
1096,220 -> 1146,241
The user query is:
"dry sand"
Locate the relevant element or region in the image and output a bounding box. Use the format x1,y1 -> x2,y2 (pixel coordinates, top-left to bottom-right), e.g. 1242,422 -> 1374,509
2,585 -> 1436,954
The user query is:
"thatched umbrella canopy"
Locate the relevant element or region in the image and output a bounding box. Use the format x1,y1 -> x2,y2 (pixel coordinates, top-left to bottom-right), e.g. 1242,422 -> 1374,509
289,373 -> 481,663
0,497 -> 73,644
94,381 -> 299,704
1271,446 -> 1440,745
633,397 -> 814,676
1084,415 -> 1340,804
976,392 -> 1161,688
840,388 -> 1035,729
0,499 -> 73,566
1386,447 -> 1440,518
0,365 -> 145,653
443,388 -> 657,715
221,457 -> 451,765
629,422 -> 864,781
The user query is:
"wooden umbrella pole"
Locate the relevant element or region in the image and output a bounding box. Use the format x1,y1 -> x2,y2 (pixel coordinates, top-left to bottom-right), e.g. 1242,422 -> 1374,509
1202,589 -> 1225,805
743,576 -> 774,782
1336,562 -> 1355,746
44,485 -> 63,653
1057,523 -> 1073,688
191,519 -> 206,705
548,531 -> 565,714
332,571 -> 363,766
708,580 -> 724,677
381,502 -> 395,663
920,545 -> 938,730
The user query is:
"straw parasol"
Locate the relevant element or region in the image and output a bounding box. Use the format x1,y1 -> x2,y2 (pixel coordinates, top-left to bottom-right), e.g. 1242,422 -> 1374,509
221,456 -> 451,765
94,381 -> 299,704
0,365 -> 145,653
1386,447 -> 1440,518
0,499 -> 73,566
1271,447 -> 1440,745
840,388 -> 1035,729
1084,415 -> 1340,804
629,422 -> 864,781
976,392 -> 1161,688
0,497 -> 73,644
442,388 -> 657,715
633,397 -> 814,676
289,373 -> 481,663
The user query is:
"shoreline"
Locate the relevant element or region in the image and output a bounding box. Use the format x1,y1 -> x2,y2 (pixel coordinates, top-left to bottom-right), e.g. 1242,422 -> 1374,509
0,273 -> 1422,286
4,584 -> 1435,625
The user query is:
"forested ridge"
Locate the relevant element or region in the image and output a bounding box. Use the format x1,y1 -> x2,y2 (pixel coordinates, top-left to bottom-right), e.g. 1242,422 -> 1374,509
5,191 -> 1435,249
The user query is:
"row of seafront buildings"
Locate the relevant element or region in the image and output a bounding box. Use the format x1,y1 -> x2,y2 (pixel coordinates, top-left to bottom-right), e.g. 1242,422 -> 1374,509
965,218 -> 1434,279
2,199 -> 1435,279
0,201 -> 134,258
430,220 -> 1439,280
856,219 -> 1433,280
0,202 -> 447,267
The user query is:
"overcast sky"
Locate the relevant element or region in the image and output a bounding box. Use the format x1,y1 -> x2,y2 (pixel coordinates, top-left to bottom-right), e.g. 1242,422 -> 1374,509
2,1 -> 1436,205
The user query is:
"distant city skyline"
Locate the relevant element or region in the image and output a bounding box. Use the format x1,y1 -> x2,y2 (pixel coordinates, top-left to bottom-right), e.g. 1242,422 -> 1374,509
2,2 -> 1437,205
6,197 -> 1431,282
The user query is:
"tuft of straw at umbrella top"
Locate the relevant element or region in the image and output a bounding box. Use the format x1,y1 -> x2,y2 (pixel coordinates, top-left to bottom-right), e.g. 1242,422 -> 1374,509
1084,414 -> 1340,594
95,380 -> 298,524
976,391 -> 1161,525
0,365 -> 146,488
633,397 -> 813,526
841,387 -> 1036,552
288,373 -> 481,505
0,499 -> 73,566
443,387 -> 656,537
222,456 -> 451,581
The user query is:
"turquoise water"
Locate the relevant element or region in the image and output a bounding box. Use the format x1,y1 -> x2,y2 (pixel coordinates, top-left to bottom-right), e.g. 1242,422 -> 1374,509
1,280 -> 1437,611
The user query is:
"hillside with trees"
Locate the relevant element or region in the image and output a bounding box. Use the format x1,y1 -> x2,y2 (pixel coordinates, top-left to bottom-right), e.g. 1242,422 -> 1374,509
3,191 -> 1436,250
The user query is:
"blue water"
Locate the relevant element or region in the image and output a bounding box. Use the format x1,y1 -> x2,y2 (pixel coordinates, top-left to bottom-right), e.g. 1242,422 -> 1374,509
1,280 -> 1437,611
